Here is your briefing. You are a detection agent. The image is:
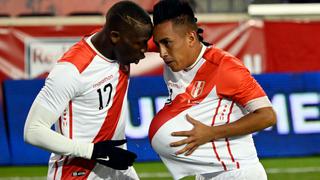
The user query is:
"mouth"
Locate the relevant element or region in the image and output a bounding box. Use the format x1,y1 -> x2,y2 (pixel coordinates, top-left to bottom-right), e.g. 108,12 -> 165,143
164,60 -> 173,66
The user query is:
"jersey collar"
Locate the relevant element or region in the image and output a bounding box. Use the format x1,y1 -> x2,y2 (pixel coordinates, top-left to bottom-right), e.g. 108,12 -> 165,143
184,43 -> 206,71
85,33 -> 116,63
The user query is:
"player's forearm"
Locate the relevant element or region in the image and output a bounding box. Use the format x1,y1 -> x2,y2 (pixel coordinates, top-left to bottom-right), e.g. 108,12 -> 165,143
24,102 -> 94,159
211,107 -> 276,139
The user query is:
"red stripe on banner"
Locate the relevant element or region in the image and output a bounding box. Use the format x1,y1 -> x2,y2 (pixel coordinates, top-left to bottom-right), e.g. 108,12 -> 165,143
69,101 -> 73,139
93,68 -> 129,142
236,162 -> 240,169
149,53 -> 221,141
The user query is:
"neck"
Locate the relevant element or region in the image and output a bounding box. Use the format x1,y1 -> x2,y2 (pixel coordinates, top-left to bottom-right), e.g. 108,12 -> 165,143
91,30 -> 115,60
188,42 -> 203,67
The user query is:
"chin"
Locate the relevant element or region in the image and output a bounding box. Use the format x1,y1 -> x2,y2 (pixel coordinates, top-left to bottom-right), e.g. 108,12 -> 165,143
169,66 -> 181,72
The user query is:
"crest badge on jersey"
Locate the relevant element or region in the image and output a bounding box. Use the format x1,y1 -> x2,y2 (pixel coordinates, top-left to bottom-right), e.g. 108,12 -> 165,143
191,81 -> 205,98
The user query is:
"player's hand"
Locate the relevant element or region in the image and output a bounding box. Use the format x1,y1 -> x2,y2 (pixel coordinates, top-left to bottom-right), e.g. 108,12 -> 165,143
170,114 -> 214,156
91,139 -> 137,170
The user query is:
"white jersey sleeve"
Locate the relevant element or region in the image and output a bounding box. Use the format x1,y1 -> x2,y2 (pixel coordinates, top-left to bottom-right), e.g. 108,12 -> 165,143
23,62 -> 93,159
245,96 -> 272,113
36,62 -> 82,115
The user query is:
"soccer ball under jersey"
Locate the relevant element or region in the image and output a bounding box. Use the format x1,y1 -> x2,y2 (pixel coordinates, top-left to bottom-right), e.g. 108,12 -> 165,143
149,45 -> 272,180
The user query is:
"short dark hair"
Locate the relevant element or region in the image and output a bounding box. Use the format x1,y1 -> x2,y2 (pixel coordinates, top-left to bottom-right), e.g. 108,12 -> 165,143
105,1 -> 152,32
153,0 -> 196,27
153,0 -> 210,45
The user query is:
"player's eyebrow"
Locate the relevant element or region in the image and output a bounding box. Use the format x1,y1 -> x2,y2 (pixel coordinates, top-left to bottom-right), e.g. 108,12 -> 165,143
159,38 -> 171,44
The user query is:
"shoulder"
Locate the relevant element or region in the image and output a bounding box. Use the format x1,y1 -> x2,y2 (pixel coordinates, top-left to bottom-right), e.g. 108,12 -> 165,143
58,39 -> 96,73
203,46 -> 228,65
203,46 -> 247,74
203,46 -> 244,69
46,62 -> 82,90
49,62 -> 80,78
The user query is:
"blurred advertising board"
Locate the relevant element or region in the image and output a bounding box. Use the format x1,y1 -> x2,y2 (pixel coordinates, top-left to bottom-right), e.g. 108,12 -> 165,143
2,73 -> 320,165
0,0 -> 157,17
0,106 -> 10,165
2,20 -> 320,84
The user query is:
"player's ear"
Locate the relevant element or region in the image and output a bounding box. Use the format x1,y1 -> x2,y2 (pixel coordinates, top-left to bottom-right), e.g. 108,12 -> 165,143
110,31 -> 120,44
187,30 -> 197,47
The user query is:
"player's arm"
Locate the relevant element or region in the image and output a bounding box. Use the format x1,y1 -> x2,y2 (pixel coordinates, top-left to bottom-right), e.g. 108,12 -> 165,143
171,104 -> 275,156
23,62 -> 93,159
170,56 -> 276,155
24,101 -> 93,158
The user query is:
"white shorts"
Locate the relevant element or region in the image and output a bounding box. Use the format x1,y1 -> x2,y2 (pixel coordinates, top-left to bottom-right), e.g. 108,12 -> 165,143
195,162 -> 267,180
88,165 -> 139,180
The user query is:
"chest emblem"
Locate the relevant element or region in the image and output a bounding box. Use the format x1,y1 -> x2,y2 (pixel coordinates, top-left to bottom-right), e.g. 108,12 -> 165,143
191,81 -> 205,98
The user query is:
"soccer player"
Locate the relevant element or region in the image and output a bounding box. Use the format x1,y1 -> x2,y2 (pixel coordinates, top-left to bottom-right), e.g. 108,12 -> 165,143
23,1 -> 152,179
149,0 -> 277,179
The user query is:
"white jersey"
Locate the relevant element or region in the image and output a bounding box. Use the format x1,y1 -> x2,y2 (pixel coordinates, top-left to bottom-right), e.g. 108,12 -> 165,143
149,45 -> 272,180
34,33 -> 138,179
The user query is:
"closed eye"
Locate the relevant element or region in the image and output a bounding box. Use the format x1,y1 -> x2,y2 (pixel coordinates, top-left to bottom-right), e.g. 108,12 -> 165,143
159,39 -> 172,47
133,40 -> 149,50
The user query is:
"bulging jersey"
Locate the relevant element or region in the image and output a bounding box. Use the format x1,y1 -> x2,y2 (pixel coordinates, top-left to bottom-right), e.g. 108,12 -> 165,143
35,34 -> 136,179
149,45 -> 271,180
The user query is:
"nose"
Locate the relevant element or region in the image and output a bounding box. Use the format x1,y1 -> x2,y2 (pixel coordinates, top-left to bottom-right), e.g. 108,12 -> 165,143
159,45 -> 168,59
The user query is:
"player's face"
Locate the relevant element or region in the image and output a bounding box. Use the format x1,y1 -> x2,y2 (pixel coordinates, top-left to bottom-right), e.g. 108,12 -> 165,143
153,21 -> 194,72
115,24 -> 152,65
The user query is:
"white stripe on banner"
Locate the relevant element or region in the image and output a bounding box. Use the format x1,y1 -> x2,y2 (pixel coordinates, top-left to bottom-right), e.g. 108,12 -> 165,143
0,57 -> 26,79
0,167 -> 320,179
215,21 -> 250,50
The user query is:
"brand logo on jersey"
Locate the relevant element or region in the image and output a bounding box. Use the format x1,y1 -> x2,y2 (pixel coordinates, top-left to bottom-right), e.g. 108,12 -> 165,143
93,75 -> 114,88
72,171 -> 86,177
191,81 -> 205,98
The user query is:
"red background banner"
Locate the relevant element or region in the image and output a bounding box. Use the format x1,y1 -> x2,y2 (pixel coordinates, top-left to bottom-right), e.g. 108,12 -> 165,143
264,21 -> 320,73
0,20 -> 319,84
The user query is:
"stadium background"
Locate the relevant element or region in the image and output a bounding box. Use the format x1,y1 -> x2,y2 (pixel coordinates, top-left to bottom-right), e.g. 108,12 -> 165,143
0,0 -> 320,179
